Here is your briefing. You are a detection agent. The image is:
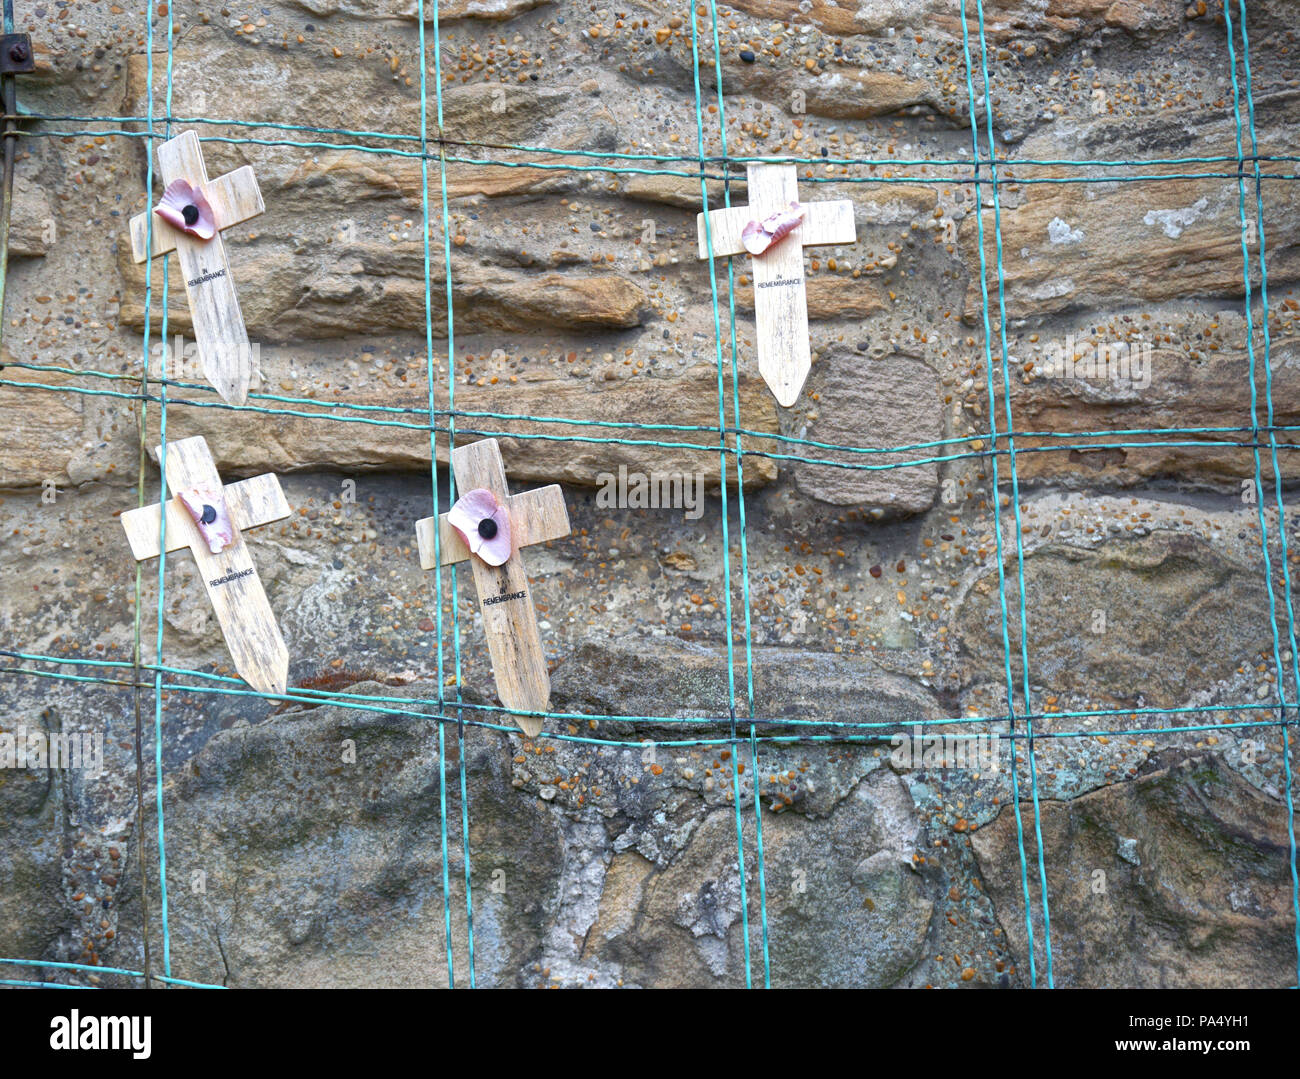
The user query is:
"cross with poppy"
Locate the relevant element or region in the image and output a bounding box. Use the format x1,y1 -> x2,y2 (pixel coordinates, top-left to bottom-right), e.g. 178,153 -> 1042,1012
697,162 -> 856,407
128,129 -> 264,405
415,438 -> 571,736
120,435 -> 291,695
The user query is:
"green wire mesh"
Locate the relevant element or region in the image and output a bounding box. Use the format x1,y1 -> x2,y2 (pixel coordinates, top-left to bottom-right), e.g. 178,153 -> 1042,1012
1,0 -> 1298,990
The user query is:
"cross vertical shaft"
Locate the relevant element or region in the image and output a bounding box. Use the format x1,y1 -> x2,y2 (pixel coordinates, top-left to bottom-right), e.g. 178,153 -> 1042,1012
697,162 -> 856,406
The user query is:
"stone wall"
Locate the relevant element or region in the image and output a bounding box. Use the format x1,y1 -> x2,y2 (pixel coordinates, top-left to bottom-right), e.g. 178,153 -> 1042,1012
1,0 -> 1298,987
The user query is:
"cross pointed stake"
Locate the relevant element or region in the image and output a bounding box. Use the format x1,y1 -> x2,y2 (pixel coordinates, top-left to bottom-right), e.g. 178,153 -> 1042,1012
697,162 -> 856,406
129,130 -> 264,404
415,438 -> 570,737
120,435 -> 291,695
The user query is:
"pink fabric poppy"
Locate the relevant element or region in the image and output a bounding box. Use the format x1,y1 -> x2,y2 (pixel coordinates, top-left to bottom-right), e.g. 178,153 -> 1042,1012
155,178 -> 216,240
741,201 -> 805,256
178,484 -> 235,554
447,488 -> 512,566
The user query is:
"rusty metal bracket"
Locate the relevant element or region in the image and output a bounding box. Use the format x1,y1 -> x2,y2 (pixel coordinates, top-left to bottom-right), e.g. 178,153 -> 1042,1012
0,25 -> 34,335
0,34 -> 33,75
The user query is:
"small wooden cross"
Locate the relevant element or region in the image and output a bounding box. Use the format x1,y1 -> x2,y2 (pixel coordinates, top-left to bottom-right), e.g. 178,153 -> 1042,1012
415,438 -> 570,736
120,435 -> 291,695
129,130 -> 264,405
697,162 -> 856,407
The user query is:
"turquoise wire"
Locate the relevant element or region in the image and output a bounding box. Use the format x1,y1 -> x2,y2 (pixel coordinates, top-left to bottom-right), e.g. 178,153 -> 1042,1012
428,0 -> 476,988
4,0 -> 1299,992
702,0 -> 771,987
141,0 -> 175,986
960,0 -> 1045,987
5,649 -> 1295,735
1223,0 -> 1300,985
153,2 -> 180,982
3,659 -> 1293,749
971,0 -> 1056,987
23,375 -> 1300,466
0,957 -> 225,989
21,109 -> 1300,168
688,5 -> 755,990
417,0 -> 457,991
17,358 -> 1300,450
16,123 -> 1300,184
132,0 -> 158,992
13,367 -> 1300,467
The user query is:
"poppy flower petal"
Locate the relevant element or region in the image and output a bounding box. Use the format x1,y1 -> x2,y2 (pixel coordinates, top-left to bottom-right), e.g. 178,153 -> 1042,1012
178,485 -> 235,554
447,488 -> 498,538
155,178 -> 217,241
448,488 -> 513,567
155,201 -> 188,233
477,505 -> 513,566
741,201 -> 804,256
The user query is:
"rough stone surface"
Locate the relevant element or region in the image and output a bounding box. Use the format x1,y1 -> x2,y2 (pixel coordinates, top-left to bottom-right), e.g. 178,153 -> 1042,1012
793,348 -> 940,511
0,711 -> 66,979
595,769 -> 935,988
972,754 -> 1298,989
2,0 -> 1298,989
550,634 -> 947,738
109,698 -> 566,988
1004,333 -> 1300,489
961,86 -> 1300,316
954,529 -> 1274,708
10,178 -> 55,259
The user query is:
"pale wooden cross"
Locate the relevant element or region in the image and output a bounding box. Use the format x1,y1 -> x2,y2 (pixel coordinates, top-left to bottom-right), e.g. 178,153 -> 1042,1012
129,129 -> 264,405
415,438 -> 570,737
697,162 -> 856,406
120,435 -> 291,695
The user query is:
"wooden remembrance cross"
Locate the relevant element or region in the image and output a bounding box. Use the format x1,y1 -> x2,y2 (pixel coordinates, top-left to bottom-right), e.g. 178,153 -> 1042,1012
697,162 -> 856,406
129,129 -> 264,405
415,439 -> 571,737
120,436 -> 291,695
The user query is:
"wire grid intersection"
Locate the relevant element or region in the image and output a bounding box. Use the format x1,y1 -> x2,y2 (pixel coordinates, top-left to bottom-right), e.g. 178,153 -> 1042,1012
0,0 -> 1297,990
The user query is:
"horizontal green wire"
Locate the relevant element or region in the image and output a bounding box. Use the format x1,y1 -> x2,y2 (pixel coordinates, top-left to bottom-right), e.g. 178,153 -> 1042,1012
17,127 -> 1300,182
6,0 -> 1299,987
24,111 -> 1300,169
0,957 -> 225,989
3,651 -> 1293,740
9,377 -> 1300,473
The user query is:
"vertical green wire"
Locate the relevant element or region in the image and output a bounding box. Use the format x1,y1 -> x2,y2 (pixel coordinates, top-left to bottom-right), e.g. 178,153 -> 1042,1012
968,0 -> 1054,989
418,0 -> 458,989
687,6 -> 752,988
702,0 -> 770,987
131,0 -> 159,990
1223,0 -> 1300,986
959,0 -> 1044,987
147,0 -> 178,982
427,0 -> 475,986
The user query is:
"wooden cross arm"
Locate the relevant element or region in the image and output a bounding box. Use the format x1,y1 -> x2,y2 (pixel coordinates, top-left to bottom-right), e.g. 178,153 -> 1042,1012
696,199 -> 856,259
415,486 -> 570,570
120,475 -> 290,561
129,165 -> 265,263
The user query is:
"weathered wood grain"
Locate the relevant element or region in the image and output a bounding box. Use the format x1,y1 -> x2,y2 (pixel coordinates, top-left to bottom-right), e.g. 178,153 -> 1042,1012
130,130 -> 263,405
414,485 -> 569,569
129,165 -> 263,262
696,163 -> 857,407
121,474 -> 288,560
414,438 -> 571,735
696,194 -> 855,259
120,436 -> 291,696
